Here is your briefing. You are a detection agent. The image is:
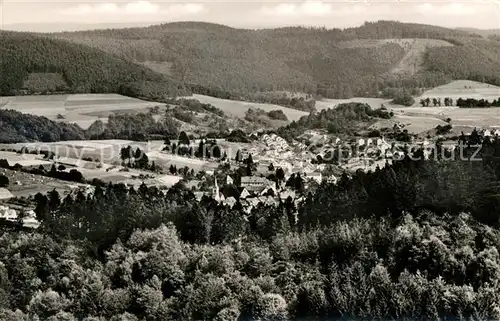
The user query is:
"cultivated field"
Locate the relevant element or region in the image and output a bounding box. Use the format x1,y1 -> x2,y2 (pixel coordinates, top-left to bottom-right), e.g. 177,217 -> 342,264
0,151 -> 52,167
0,94 -> 164,129
189,94 -> 308,121
0,168 -> 89,198
373,80 -> 500,134
417,80 -> 500,102
1,139 -> 220,177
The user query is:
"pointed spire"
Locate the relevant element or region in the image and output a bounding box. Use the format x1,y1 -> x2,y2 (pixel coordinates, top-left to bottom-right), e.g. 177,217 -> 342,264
213,177 -> 220,202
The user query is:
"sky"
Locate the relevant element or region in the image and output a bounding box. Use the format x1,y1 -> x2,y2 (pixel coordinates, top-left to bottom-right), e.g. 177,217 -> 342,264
1,0 -> 500,32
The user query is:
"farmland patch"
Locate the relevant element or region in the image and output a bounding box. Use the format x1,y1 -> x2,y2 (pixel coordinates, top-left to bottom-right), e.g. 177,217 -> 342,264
188,94 -> 308,121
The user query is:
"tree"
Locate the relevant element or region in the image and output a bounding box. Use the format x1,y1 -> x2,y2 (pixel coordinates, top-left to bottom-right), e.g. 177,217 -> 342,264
48,189 -> 61,212
0,175 -> 9,187
268,163 -> 275,171
246,154 -> 254,166
120,146 -> 132,164
295,173 -> 305,193
276,168 -> 285,183
235,150 -> 243,162
178,131 -> 190,146
69,169 -> 84,182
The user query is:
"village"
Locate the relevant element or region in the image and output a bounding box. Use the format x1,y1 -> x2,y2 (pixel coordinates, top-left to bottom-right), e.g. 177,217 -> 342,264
0,125 -> 497,229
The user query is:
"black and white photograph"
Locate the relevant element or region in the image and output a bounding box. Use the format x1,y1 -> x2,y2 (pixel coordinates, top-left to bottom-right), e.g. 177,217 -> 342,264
1,0 -> 500,320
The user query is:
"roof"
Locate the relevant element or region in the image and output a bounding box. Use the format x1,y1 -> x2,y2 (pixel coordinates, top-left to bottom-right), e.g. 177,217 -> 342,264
241,176 -> 269,184
0,188 -> 14,200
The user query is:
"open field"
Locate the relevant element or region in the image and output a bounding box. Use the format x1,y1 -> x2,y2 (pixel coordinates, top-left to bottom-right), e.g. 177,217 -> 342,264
0,139 -> 219,174
0,94 -> 164,129
417,80 -> 500,102
367,80 -> 500,134
375,106 -> 500,134
0,168 -> 89,198
188,94 -> 309,121
0,151 -> 52,167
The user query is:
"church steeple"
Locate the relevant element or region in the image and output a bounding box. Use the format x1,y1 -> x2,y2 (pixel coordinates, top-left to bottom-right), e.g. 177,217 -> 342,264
213,177 -> 220,202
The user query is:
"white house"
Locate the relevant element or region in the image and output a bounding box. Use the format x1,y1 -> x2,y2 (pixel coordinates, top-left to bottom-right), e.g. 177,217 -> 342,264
240,188 -> 251,199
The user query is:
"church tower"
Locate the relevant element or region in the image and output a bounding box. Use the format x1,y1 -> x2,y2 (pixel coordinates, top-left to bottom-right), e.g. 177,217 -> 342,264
213,177 -> 220,202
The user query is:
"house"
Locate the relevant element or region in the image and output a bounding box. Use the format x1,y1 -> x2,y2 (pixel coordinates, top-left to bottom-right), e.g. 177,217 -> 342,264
259,183 -> 277,197
279,190 -> 296,200
240,176 -> 271,192
226,175 -> 234,185
222,196 -> 237,208
326,175 -> 338,184
193,192 -> 205,202
239,188 -> 251,199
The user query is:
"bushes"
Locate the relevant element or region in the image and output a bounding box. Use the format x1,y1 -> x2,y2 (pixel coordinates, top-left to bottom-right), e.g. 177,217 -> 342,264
436,124 -> 453,135
267,110 -> 288,121
391,92 -> 415,106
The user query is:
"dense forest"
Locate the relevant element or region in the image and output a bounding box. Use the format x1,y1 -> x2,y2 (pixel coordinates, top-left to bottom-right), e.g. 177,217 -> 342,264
3,21 -> 499,103
2,133 -> 500,319
42,20 -> 499,99
0,109 -> 86,143
0,31 -> 189,98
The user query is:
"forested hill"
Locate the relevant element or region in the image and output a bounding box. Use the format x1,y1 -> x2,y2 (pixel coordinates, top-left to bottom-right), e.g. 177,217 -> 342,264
44,20 -> 500,99
0,31 -> 189,98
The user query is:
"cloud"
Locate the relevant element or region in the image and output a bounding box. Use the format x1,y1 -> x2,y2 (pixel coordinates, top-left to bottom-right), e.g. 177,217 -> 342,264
60,1 -> 204,17
415,3 -> 479,16
261,1 -> 334,17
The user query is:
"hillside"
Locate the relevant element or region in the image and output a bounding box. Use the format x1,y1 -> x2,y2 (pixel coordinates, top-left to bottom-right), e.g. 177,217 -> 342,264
43,20 -> 497,99
0,31 -> 189,98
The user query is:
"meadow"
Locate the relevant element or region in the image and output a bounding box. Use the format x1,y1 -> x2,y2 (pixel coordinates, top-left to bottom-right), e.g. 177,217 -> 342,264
381,80 -> 500,134
189,94 -> 309,121
417,79 -> 500,102
0,94 -> 163,129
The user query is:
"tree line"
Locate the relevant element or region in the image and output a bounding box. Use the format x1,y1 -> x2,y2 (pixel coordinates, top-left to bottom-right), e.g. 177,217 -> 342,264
419,97 -> 500,108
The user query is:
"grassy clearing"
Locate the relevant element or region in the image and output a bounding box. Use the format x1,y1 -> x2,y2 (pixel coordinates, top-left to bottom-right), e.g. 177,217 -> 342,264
0,94 -> 163,130
0,168 -> 88,198
189,94 -> 308,121
417,80 -> 500,102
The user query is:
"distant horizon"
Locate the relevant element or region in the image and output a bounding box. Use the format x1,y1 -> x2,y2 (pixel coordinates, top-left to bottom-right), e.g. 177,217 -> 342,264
2,20 -> 500,34
1,1 -> 500,33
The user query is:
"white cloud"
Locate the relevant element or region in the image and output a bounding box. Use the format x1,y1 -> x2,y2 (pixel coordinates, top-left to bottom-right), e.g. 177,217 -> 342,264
168,3 -> 205,15
124,1 -> 159,15
301,1 -> 332,16
415,3 -> 479,16
261,1 -> 334,17
60,1 -> 204,17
